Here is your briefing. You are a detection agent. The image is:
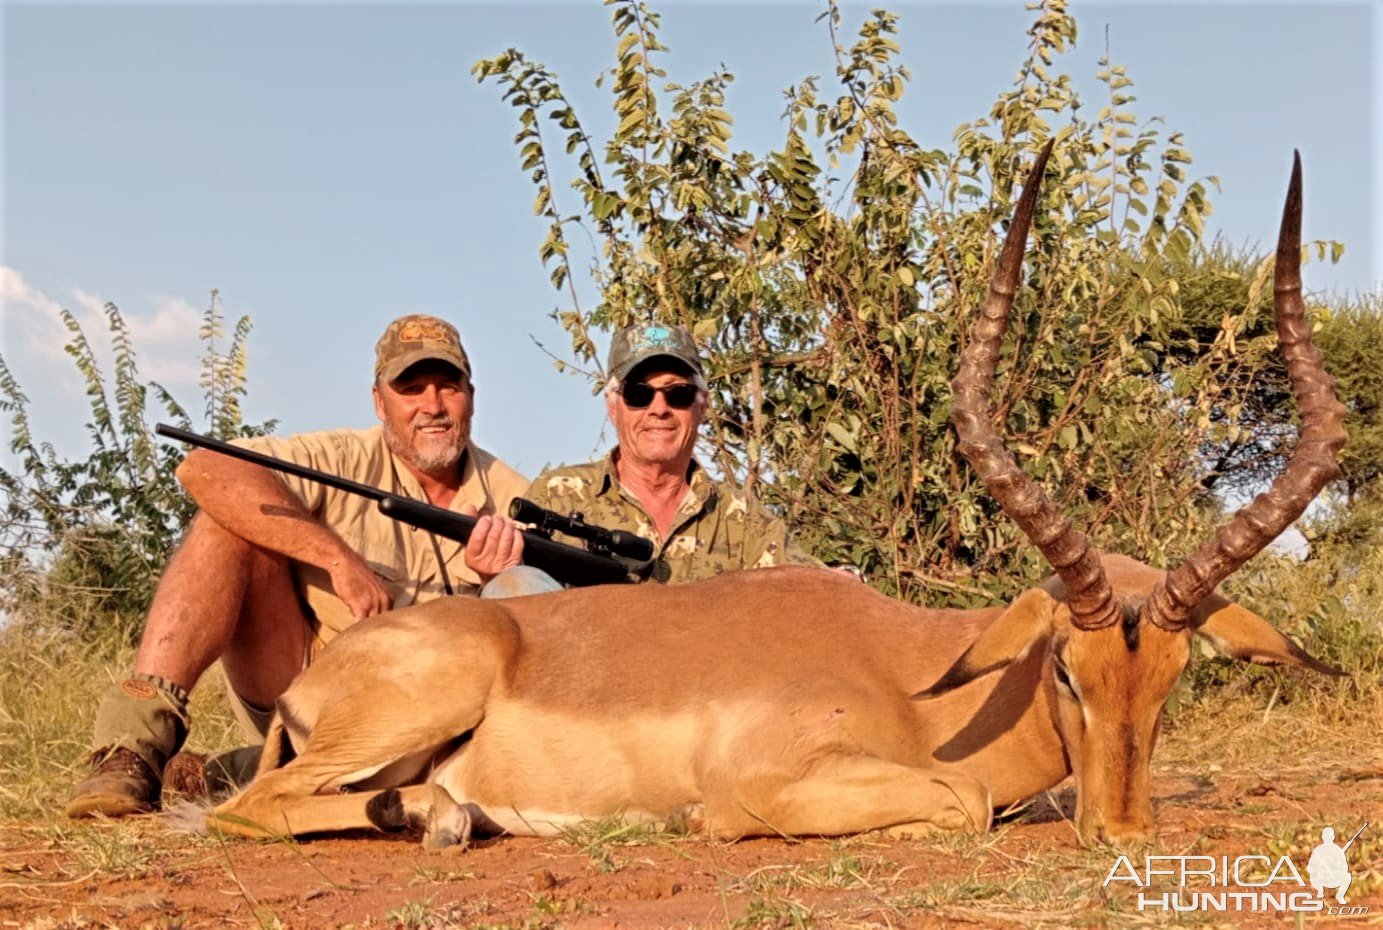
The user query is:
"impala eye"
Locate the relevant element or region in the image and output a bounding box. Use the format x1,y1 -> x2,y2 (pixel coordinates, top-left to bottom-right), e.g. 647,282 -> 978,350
1053,659 -> 1074,693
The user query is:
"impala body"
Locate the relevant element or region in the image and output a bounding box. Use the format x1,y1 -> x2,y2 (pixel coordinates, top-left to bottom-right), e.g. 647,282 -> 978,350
213,554 -> 1332,846
211,146 -> 1344,847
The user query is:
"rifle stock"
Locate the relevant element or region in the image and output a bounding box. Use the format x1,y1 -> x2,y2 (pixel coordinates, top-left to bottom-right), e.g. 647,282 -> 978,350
155,423 -> 642,587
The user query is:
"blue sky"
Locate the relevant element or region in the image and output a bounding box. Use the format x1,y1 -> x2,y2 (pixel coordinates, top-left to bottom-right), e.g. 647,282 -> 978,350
2,0 -> 1378,481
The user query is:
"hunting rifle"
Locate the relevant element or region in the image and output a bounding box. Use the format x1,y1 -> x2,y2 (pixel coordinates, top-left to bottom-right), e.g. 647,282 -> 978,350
154,424 -> 655,586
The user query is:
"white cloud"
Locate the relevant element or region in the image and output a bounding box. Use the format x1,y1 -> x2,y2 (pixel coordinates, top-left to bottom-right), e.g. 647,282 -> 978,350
0,267 -> 218,458
128,294 -> 205,389
0,267 -> 73,369
71,288 -> 107,318
0,267 -> 61,314
1,270 -> 208,393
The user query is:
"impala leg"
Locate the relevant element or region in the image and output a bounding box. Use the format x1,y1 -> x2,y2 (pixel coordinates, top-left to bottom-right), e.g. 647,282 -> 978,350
212,763 -> 370,838
218,765 -> 493,848
700,752 -> 992,839
213,770 -> 455,839
213,698 -> 480,838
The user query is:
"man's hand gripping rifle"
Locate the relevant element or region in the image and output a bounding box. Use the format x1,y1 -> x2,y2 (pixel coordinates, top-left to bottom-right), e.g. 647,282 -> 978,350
155,424 -> 656,587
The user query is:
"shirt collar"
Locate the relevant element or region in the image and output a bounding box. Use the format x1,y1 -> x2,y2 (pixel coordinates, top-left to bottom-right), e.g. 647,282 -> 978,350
598,448 -> 717,511
385,437 -> 485,514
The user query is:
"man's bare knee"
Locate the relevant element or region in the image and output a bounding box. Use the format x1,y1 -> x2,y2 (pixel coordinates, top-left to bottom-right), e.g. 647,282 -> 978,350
176,514 -> 301,605
164,512 -> 265,581
224,547 -> 312,708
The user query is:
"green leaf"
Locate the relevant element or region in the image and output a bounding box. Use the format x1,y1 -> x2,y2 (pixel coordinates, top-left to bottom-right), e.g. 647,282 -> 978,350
826,421 -> 858,453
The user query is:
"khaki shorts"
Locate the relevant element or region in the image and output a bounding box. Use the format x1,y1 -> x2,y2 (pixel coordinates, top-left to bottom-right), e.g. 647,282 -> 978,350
225,614 -> 331,741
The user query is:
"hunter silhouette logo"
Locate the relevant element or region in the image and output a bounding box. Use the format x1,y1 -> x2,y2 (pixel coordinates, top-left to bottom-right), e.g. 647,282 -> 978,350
1308,822 -> 1367,904
1104,821 -> 1371,916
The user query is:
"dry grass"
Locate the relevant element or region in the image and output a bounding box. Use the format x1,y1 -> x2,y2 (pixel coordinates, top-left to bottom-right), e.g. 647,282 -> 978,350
1160,679 -> 1382,770
0,614 -> 242,822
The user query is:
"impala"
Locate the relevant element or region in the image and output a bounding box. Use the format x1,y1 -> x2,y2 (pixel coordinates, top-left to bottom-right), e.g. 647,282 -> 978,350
210,144 -> 1344,847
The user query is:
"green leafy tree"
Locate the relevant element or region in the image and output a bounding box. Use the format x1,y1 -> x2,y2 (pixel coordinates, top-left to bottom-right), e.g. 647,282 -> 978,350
0,291 -> 273,632
1309,295 -> 1383,549
477,0 -> 1356,604
1316,295 -> 1383,504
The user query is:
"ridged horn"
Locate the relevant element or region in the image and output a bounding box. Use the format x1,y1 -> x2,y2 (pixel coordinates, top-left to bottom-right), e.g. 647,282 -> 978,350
1142,152 -> 1347,631
951,140 -> 1121,631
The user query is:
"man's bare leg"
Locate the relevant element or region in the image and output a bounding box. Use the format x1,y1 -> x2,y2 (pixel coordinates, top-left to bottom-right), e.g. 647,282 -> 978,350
134,513 -> 310,704
67,513 -> 311,817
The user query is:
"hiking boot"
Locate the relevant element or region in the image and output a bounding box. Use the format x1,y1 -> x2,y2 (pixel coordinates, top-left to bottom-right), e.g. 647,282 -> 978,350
65,747 -> 160,818
162,751 -> 210,802
68,673 -> 192,820
164,745 -> 263,803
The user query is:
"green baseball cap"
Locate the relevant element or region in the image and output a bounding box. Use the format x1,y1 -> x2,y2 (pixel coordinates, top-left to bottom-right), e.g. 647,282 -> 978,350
374,314 -> 471,383
607,323 -> 705,385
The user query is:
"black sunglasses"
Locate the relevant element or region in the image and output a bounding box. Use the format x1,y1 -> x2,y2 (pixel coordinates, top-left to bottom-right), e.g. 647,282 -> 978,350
619,382 -> 700,410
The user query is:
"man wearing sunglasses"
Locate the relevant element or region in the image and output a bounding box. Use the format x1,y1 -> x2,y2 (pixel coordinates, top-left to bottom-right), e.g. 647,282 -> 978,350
497,322 -> 817,589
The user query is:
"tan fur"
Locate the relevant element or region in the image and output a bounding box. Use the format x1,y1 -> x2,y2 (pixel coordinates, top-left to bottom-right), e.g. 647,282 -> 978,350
212,555 -> 1335,846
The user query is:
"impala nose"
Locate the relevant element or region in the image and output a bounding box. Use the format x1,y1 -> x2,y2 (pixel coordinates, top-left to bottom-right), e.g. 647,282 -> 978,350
1095,816 -> 1157,848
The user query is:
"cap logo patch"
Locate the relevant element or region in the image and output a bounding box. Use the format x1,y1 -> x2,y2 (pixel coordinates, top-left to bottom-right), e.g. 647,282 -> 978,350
631,326 -> 678,352
397,320 -> 451,343
606,321 -> 705,383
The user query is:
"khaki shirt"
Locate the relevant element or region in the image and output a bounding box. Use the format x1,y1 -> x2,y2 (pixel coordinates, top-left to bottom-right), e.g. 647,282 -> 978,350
234,427 -> 528,639
523,452 -> 819,585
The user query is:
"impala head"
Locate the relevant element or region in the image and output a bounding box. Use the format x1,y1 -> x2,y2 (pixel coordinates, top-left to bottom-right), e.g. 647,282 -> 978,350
936,142 -> 1347,845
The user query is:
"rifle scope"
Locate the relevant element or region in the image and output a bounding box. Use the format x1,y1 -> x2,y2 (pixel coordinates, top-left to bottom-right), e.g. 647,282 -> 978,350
509,498 -> 655,563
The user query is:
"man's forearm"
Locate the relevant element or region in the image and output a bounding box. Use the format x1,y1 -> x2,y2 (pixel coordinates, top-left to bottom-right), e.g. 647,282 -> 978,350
175,449 -> 359,574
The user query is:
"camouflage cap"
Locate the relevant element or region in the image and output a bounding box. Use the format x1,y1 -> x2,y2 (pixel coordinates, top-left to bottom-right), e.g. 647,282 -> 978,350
607,323 -> 705,385
374,314 -> 471,383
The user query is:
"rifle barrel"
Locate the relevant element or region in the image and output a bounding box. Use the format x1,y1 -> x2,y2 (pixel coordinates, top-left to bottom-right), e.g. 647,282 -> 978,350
155,424 -> 389,502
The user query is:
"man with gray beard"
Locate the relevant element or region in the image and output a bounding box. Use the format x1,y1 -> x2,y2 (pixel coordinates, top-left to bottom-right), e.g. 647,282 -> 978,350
66,314 -> 530,818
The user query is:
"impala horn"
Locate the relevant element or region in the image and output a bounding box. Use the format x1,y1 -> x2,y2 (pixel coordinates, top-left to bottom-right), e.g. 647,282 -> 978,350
1142,152 -> 1347,632
951,140 -> 1121,631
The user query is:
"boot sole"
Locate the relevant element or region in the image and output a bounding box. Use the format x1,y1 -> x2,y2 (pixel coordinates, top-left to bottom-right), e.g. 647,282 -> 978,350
65,792 -> 156,819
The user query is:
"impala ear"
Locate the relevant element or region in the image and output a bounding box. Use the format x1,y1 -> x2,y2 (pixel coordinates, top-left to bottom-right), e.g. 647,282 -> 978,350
1195,595 -> 1345,677
913,587 -> 1058,699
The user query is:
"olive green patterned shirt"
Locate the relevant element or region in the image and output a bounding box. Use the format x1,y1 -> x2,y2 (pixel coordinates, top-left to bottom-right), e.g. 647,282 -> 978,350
524,453 -> 820,585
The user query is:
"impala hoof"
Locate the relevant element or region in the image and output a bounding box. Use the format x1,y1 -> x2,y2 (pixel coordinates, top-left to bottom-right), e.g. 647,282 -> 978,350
424,800 -> 474,851
664,803 -> 706,836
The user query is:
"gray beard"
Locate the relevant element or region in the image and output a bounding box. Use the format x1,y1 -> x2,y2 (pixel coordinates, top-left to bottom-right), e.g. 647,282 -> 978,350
384,421 -> 465,476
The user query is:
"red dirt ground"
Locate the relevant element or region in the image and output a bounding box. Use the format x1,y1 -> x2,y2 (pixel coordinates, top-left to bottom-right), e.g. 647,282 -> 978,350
3,754 -> 1381,930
